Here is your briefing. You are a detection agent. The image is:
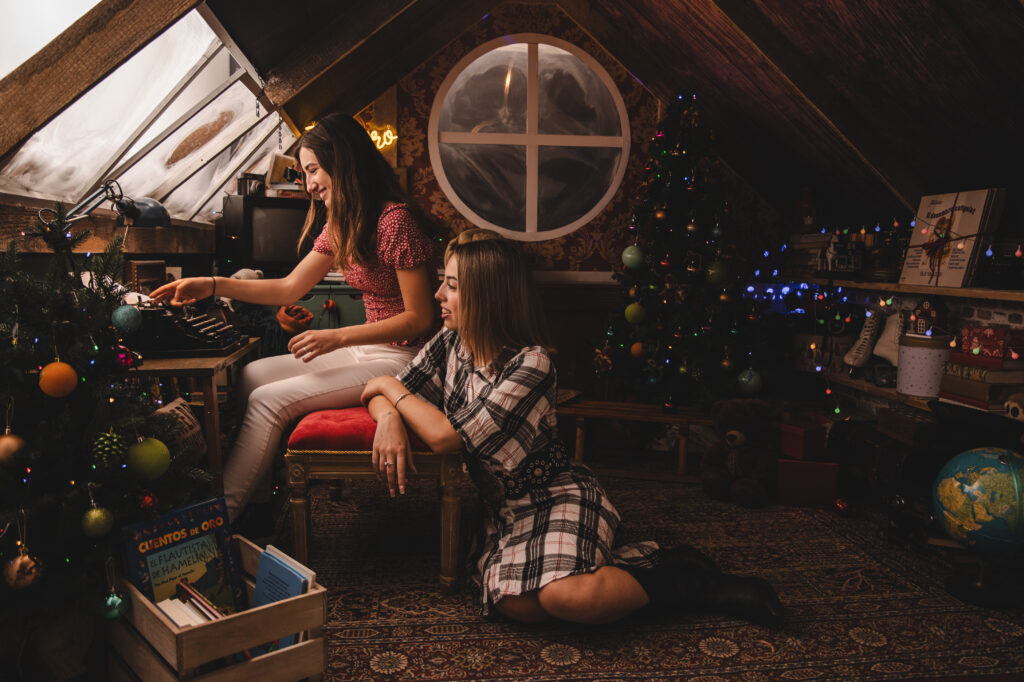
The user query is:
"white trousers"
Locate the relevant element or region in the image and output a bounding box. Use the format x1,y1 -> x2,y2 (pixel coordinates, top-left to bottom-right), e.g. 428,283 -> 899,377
222,343 -> 418,520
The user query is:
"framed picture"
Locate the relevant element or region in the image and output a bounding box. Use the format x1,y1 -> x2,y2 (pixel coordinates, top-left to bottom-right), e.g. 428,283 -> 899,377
899,188 -> 1005,288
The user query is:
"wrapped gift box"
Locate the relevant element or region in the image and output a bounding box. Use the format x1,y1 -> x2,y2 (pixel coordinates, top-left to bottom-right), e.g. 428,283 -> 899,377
776,458 -> 839,508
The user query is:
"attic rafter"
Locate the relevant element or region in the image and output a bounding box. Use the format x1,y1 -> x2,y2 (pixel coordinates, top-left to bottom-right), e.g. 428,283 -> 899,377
0,0 -> 203,162
262,0 -> 422,109
710,0 -> 919,210
275,0 -> 501,127
554,0 -> 791,213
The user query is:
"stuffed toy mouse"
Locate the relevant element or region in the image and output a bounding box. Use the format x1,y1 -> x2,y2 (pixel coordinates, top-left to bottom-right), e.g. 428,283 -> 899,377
220,268 -> 263,310
700,398 -> 780,508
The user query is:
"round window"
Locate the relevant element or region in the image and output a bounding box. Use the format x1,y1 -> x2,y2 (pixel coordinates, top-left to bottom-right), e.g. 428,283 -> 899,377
428,34 -> 630,241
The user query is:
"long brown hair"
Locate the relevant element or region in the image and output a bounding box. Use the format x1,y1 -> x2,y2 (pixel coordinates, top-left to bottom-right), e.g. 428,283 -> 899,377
296,113 -> 438,268
445,229 -> 551,366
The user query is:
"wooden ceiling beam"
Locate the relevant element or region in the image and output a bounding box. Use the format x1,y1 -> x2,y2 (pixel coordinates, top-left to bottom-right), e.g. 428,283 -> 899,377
0,0 -> 203,162
263,0 -> 422,109
710,0 -> 920,210
555,0 -> 793,214
272,0 -> 500,128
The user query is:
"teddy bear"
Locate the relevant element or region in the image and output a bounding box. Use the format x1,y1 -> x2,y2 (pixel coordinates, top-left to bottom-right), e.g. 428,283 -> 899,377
700,398 -> 780,508
1004,393 -> 1024,421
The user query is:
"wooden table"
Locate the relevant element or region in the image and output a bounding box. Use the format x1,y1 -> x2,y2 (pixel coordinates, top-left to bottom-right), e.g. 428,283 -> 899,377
558,399 -> 712,478
131,338 -> 262,474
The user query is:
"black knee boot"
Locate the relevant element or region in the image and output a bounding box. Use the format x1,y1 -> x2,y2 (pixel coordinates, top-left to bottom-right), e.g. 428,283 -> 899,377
622,544 -> 784,628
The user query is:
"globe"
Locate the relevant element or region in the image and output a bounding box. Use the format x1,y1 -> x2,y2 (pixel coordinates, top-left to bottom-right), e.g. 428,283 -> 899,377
933,447 -> 1024,553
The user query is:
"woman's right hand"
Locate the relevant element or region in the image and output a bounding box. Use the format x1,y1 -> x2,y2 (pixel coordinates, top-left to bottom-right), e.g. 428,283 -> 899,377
372,410 -> 417,496
149,277 -> 214,306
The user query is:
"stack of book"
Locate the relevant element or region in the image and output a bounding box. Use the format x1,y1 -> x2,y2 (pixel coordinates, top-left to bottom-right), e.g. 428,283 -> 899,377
783,232 -> 832,280
938,361 -> 1024,413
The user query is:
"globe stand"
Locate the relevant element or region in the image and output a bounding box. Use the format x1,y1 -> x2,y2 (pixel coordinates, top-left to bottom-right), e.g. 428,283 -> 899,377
930,538 -> 1024,609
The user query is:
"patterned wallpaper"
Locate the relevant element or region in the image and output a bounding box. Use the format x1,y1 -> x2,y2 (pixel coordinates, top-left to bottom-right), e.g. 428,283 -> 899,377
395,3 -> 661,272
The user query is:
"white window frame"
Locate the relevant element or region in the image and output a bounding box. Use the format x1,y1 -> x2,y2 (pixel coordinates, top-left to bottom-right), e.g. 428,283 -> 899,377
428,33 -> 630,241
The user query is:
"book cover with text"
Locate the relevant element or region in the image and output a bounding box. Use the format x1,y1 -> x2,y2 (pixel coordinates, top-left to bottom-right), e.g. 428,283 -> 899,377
122,497 -> 246,615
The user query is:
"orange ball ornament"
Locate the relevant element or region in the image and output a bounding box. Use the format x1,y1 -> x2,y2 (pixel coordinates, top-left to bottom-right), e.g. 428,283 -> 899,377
39,361 -> 78,398
630,342 -> 645,358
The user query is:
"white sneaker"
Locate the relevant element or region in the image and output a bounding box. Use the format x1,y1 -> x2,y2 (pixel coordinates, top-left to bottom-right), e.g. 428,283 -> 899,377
872,311 -> 905,366
844,311 -> 882,368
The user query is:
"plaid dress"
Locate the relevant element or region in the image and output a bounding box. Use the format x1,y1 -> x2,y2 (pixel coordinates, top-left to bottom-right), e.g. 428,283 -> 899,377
397,329 -> 659,611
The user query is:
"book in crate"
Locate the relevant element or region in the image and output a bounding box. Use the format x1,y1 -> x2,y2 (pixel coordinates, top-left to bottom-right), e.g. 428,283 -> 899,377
121,497 -> 246,616
108,535 -> 326,681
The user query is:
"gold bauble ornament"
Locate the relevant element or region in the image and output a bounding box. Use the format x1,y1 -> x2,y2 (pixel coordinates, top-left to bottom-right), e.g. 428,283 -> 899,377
0,429 -> 25,465
4,548 -> 43,589
82,506 -> 115,538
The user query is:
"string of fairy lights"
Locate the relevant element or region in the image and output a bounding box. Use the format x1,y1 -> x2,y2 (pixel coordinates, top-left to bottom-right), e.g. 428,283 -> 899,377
741,216 -> 1024,416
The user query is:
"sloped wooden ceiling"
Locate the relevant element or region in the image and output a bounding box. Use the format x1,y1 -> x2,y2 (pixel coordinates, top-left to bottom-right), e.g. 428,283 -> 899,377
203,0 -> 1024,225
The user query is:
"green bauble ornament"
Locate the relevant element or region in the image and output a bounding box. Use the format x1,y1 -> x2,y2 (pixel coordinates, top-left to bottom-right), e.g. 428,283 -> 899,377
705,260 -> 728,285
91,431 -> 128,468
621,245 -> 644,269
127,437 -> 170,480
100,588 -> 129,619
624,302 -> 646,324
82,506 -> 114,537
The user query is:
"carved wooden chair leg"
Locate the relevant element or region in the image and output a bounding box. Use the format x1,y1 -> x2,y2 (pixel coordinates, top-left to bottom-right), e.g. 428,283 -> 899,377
285,453 -> 311,565
438,452 -> 462,593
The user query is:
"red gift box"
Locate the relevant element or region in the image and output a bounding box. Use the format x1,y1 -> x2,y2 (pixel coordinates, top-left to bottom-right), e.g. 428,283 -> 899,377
776,458 -> 838,508
779,419 -> 829,460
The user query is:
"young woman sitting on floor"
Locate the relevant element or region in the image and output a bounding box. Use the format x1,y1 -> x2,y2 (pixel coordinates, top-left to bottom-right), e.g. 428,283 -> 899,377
359,229 -> 784,627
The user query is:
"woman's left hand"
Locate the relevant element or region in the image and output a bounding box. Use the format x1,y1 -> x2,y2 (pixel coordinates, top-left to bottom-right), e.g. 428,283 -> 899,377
287,328 -> 344,362
372,411 -> 417,496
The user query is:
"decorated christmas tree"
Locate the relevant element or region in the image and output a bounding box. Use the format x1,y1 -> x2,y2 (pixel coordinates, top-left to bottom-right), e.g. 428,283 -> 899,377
598,94 -> 772,407
0,206 -> 211,622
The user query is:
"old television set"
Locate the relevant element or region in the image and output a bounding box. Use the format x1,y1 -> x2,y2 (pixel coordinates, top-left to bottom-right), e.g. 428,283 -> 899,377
217,195 -> 320,277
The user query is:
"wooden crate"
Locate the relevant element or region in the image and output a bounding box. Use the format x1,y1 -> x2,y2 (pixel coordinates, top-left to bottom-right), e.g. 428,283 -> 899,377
108,536 -> 325,681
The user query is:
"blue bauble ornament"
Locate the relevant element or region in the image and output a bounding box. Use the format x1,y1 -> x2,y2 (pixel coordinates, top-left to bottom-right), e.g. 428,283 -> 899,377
112,305 -> 142,333
737,368 -> 763,394
621,245 -> 644,269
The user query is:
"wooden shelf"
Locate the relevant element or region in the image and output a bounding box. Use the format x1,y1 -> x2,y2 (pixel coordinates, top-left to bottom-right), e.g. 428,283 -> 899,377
826,373 -> 932,411
807,279 -> 1024,303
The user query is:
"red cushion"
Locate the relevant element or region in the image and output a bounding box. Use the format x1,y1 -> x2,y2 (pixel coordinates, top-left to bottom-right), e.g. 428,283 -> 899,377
286,406 -> 430,452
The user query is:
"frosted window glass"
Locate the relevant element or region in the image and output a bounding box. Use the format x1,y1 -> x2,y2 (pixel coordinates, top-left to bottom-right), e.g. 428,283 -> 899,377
537,45 -> 620,136
439,143 -> 526,231
438,45 -> 527,134
163,116 -> 285,220
429,35 -> 629,240
116,81 -> 261,203
0,12 -> 214,202
537,146 -> 621,230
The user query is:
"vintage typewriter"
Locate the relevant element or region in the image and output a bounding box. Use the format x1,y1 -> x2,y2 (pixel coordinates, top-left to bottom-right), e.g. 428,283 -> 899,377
124,301 -> 248,358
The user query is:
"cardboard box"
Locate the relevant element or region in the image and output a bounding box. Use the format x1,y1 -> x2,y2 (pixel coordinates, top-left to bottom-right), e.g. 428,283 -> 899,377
108,536 -> 325,681
776,458 -> 839,508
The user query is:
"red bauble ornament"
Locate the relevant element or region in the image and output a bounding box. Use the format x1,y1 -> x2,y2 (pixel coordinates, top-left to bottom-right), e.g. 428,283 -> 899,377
112,345 -> 136,371
139,491 -> 159,510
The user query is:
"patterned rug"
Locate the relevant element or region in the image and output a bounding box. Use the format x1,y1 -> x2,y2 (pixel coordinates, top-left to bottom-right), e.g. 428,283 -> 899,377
298,474 -> 1024,681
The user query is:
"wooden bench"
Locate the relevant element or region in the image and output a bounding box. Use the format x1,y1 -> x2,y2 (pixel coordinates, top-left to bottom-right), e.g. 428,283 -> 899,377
558,399 -> 712,479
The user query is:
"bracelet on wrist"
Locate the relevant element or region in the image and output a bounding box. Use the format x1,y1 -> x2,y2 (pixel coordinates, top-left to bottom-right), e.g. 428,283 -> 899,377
393,392 -> 412,408
210,276 -> 217,299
